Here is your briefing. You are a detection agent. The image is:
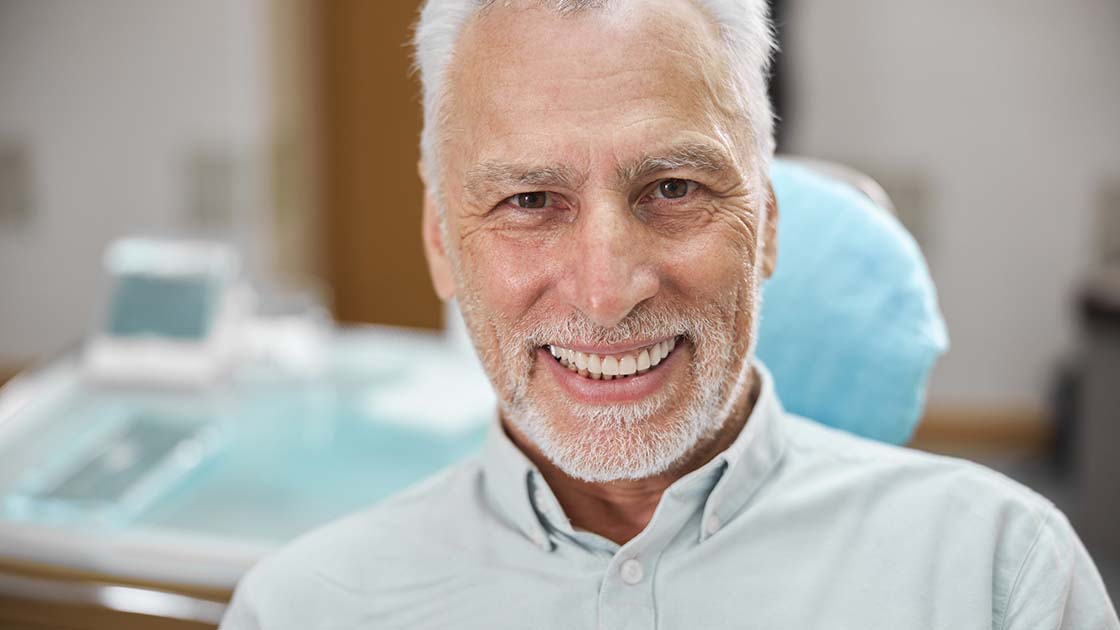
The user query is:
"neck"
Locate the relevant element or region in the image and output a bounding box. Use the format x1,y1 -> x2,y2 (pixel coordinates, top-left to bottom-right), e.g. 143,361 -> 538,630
505,368 -> 761,545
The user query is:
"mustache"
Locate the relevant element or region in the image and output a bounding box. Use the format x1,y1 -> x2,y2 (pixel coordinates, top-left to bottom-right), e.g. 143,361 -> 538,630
518,303 -> 709,351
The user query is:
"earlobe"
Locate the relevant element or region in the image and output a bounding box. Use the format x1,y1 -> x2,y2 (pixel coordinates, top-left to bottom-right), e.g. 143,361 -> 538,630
419,161 -> 456,301
761,181 -> 779,279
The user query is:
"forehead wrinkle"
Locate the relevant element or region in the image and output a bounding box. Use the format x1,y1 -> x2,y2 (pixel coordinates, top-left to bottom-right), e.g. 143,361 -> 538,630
616,141 -> 737,185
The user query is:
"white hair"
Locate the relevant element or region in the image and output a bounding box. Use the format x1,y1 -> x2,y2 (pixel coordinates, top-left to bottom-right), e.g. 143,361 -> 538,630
411,0 -> 777,201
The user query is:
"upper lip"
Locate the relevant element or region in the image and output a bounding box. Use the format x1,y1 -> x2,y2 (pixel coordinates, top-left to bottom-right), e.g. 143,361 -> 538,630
545,335 -> 678,355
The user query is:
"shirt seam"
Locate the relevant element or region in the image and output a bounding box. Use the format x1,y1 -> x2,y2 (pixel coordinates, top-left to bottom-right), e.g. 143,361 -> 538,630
996,504 -> 1053,630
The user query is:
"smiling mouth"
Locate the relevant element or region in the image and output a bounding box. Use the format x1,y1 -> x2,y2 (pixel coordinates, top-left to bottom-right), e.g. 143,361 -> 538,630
545,337 -> 680,381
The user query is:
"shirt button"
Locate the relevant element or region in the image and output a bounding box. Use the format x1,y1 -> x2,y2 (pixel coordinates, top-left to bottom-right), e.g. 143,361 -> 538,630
706,515 -> 721,535
620,558 -> 644,585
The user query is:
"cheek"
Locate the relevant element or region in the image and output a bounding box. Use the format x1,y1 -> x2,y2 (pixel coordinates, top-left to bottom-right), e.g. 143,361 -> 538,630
458,232 -> 562,324
664,216 -> 759,303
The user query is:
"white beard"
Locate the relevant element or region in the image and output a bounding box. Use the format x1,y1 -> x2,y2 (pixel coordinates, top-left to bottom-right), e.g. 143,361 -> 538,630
503,370 -> 728,482
453,249 -> 760,483
499,297 -> 755,482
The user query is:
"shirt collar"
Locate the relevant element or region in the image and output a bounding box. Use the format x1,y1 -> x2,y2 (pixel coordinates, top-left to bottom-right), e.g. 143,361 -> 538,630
697,360 -> 789,542
478,359 -> 790,551
478,412 -> 555,550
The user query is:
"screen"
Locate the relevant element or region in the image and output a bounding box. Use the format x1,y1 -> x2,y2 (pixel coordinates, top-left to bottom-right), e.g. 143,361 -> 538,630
105,273 -> 219,340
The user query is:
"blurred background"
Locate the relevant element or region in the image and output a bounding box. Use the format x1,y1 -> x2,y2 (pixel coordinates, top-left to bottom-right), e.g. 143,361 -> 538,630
0,1 -> 1117,627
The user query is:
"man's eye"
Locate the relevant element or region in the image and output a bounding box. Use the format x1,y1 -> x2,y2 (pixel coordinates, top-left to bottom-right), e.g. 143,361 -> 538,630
653,178 -> 696,200
506,191 -> 552,209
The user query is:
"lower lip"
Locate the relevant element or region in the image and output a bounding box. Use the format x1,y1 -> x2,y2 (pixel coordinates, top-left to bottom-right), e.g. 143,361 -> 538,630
536,342 -> 686,405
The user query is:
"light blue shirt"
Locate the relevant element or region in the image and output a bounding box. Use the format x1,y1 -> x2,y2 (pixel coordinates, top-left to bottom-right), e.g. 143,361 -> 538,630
221,364 -> 1118,629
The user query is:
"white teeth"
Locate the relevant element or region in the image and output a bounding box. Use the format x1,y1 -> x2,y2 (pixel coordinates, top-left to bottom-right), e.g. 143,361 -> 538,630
637,350 -> 651,371
548,337 -> 679,380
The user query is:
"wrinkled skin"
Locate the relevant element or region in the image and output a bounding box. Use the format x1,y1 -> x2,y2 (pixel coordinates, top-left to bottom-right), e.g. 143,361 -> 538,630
421,0 -> 778,543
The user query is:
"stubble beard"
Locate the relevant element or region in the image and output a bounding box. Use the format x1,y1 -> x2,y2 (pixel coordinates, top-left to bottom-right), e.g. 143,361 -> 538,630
456,275 -> 758,483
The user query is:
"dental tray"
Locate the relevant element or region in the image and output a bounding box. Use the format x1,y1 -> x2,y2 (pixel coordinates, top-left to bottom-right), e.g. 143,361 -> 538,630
2,397 -> 224,527
0,326 -> 494,544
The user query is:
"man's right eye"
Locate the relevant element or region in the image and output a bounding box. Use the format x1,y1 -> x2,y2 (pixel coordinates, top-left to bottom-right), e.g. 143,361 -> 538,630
506,191 -> 551,209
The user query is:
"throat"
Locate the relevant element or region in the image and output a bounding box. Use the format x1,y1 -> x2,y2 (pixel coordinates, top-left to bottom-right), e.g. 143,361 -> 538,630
555,481 -> 668,546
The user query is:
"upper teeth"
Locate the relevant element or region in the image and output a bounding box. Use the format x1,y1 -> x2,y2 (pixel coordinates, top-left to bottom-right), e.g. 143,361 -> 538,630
548,338 -> 677,380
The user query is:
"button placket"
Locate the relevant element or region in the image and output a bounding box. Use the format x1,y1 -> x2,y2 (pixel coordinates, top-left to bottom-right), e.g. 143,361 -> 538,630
599,552 -> 656,630
598,467 -> 718,629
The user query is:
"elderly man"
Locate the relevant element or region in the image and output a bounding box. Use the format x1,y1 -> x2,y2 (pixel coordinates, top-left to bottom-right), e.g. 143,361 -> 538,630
222,0 -> 1118,628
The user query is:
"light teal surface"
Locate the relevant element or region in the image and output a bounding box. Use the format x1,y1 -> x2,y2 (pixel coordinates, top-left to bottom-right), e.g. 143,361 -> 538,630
0,332 -> 489,544
139,382 -> 486,541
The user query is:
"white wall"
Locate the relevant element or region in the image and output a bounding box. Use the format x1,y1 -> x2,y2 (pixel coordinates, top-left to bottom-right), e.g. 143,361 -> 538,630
782,1 -> 1120,409
0,0 -> 273,361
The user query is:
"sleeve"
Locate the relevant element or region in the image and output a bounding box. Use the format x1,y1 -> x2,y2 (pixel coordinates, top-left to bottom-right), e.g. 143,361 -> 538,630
1000,504 -> 1120,630
217,554 -> 315,630
219,570 -> 265,630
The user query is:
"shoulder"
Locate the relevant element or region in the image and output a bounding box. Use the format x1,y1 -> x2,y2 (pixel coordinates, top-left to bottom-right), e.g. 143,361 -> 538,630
779,413 -> 1053,526
999,500 -> 1120,629
223,457 -> 489,629
773,414 -> 1080,622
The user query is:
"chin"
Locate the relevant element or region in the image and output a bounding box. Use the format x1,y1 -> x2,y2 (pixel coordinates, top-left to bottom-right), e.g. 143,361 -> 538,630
508,381 -> 724,482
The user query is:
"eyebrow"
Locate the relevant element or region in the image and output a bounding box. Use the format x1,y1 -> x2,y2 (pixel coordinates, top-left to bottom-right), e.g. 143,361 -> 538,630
460,141 -> 737,202
462,161 -> 584,202
617,141 -> 736,184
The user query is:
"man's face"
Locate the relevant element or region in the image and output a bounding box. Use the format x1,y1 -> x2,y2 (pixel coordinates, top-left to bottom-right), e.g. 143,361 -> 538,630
424,0 -> 777,482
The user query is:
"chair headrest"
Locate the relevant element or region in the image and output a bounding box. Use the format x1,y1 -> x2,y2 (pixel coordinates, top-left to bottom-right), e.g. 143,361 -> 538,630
755,160 -> 948,444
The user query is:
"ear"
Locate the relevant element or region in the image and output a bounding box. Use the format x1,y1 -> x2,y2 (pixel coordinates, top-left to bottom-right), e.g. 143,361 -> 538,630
419,160 -> 456,300
760,179 -> 779,279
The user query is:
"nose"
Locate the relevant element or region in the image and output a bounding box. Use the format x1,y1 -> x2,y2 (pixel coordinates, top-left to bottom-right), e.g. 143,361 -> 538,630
558,198 -> 659,328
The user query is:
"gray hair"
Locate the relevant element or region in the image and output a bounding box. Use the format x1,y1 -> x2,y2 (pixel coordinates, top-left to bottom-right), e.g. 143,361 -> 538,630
412,0 -> 777,203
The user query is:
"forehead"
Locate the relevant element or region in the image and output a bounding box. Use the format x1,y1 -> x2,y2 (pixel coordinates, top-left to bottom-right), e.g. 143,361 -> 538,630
443,0 -> 742,176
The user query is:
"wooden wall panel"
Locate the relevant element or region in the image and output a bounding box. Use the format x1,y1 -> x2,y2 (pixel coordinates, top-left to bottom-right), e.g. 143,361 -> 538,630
320,0 -> 441,329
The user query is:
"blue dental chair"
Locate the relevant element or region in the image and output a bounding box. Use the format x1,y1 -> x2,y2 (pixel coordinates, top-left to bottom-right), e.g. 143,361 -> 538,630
759,159 -> 948,445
